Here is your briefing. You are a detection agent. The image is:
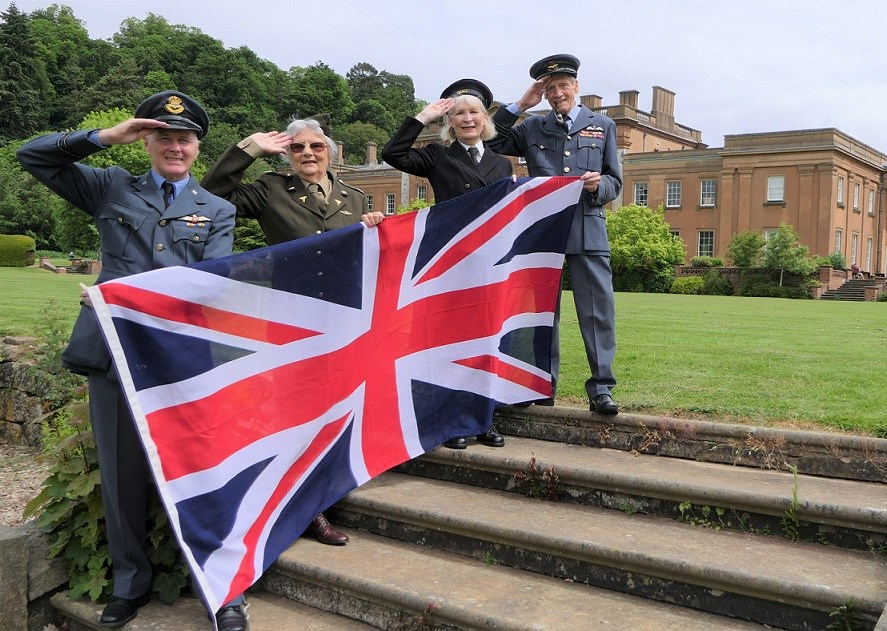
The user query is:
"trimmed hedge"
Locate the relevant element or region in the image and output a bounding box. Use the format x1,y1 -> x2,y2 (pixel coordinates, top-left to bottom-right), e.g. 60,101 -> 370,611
671,276 -> 705,294
0,234 -> 37,267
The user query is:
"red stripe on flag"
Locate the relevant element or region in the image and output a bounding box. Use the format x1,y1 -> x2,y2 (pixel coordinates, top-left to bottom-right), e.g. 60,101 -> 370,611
224,413 -> 349,604
418,177 -> 571,284
454,354 -> 552,394
100,283 -> 320,345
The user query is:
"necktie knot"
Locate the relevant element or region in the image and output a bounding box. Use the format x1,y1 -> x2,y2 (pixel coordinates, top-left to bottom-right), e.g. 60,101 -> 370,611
467,146 -> 480,164
308,183 -> 328,212
161,181 -> 175,208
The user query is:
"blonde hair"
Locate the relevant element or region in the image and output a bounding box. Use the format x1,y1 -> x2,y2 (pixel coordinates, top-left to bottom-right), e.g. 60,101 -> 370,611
439,95 -> 496,143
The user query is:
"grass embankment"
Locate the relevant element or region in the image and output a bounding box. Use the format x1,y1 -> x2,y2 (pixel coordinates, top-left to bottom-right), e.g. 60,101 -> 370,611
1,267 -> 884,435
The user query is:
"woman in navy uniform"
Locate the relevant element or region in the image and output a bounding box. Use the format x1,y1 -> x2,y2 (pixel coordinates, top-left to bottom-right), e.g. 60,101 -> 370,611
382,78 -> 512,204
382,79 -> 512,450
203,116 -> 382,546
18,92 -> 249,631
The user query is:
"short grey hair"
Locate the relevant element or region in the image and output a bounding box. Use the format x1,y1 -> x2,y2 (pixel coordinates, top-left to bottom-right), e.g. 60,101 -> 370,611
284,118 -> 338,162
439,94 -> 497,143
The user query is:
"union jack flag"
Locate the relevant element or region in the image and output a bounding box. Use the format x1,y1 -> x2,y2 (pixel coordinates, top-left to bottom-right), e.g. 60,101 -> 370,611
88,176 -> 581,617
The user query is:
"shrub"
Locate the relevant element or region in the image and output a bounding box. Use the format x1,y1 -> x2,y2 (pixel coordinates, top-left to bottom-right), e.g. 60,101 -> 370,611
0,234 -> 36,267
690,256 -> 724,267
22,302 -> 189,603
701,272 -> 734,296
739,275 -> 812,299
877,292 -> 887,302
671,275 -> 705,294
817,251 -> 846,270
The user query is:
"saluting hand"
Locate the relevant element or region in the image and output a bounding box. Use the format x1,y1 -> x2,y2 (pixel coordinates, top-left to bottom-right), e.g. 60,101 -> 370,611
248,131 -> 293,156
414,98 -> 456,125
515,78 -> 547,112
97,118 -> 169,146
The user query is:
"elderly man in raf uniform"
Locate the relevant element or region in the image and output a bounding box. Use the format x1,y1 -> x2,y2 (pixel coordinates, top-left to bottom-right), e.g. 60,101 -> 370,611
489,54 -> 623,415
18,91 -> 249,631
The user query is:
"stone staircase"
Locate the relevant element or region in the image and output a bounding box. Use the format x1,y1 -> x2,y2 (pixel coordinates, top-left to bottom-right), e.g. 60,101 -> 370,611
50,407 -> 887,631
820,277 -> 886,301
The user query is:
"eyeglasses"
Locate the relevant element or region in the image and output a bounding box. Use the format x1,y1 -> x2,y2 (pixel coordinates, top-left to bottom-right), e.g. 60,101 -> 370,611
289,142 -> 327,153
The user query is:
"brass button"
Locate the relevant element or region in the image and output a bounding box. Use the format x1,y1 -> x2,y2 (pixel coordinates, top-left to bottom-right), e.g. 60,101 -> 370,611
156,243 -> 164,251
563,166 -> 571,173
464,183 -> 471,189
117,217 -> 123,223
316,230 -> 322,234
192,235 -> 200,242
159,219 -> 167,226
564,151 -> 571,157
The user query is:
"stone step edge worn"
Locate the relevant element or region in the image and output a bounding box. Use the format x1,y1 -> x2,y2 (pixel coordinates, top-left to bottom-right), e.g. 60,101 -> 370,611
494,407 -> 887,482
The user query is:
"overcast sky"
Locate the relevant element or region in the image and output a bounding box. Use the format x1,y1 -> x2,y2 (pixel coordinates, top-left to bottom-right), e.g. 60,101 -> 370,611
12,0 -> 887,155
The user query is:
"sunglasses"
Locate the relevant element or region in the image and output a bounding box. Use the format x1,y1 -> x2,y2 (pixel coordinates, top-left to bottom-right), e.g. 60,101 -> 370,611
289,142 -> 327,153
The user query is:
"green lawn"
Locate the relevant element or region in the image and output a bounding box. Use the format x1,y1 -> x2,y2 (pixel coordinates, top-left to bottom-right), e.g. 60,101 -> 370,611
1,267 -> 885,436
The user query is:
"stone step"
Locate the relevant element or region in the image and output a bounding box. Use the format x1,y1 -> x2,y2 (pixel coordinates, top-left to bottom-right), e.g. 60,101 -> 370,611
51,590 -> 376,630
264,529 -> 771,631
492,407 -> 887,482
393,436 -> 886,551
329,472 -> 887,630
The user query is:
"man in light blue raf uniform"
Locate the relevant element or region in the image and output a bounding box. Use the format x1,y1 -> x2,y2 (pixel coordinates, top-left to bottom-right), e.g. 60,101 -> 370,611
18,91 -> 248,631
489,54 -> 622,415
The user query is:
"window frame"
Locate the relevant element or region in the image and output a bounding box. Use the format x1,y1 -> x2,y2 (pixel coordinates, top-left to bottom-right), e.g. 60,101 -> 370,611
385,193 -> 396,215
766,175 -> 785,203
697,229 -> 715,257
699,178 -> 717,208
634,181 -> 648,207
666,180 -> 682,208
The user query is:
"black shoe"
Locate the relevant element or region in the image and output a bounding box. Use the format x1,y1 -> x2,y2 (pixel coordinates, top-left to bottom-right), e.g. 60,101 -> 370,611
216,604 -> 249,631
591,393 -> 619,415
513,397 -> 554,407
477,428 -> 505,447
443,436 -> 468,449
100,592 -> 151,627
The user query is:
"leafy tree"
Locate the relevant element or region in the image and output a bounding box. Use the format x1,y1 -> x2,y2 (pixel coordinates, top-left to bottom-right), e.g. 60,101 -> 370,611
353,99 -> 395,136
0,142 -> 63,249
73,57 -> 143,123
337,121 -> 388,165
0,3 -> 51,140
397,198 -> 431,214
727,230 -> 765,272
607,204 -> 686,293
285,62 -> 354,128
761,222 -> 818,278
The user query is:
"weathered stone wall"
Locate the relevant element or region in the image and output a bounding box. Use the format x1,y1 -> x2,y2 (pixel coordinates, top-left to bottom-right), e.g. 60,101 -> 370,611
0,338 -> 49,447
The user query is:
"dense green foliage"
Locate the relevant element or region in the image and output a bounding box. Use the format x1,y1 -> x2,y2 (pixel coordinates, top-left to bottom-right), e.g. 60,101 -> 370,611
0,233 -> 35,266
608,204 -> 686,293
727,230 -> 765,271
0,5 -> 421,251
670,275 -> 704,294
690,256 -> 724,267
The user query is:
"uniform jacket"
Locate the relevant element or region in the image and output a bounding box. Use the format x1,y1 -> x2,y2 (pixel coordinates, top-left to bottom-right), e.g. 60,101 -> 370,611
490,105 -> 622,254
381,116 -> 513,203
17,130 -> 235,374
202,144 -> 368,245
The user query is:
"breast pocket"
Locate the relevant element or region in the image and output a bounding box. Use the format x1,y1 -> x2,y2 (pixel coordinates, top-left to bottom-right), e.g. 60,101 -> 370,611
526,140 -> 557,175
98,204 -> 149,261
172,222 -> 210,263
576,136 -> 604,173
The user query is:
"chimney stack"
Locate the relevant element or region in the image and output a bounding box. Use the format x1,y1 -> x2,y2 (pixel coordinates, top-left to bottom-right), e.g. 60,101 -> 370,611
619,90 -> 639,110
651,86 -> 676,130
336,141 -> 344,165
580,94 -> 602,110
365,141 -> 378,166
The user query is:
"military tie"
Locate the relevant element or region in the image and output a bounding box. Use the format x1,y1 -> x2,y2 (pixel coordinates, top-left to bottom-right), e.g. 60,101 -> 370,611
308,183 -> 328,213
467,146 -> 481,165
161,181 -> 175,208
561,116 -> 571,134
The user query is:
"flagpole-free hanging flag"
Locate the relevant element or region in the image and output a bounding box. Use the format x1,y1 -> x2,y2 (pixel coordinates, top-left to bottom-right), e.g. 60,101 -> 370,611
88,176 -> 582,617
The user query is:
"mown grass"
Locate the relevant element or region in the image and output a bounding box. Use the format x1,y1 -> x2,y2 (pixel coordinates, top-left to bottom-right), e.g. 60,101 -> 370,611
1,267 -> 884,435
